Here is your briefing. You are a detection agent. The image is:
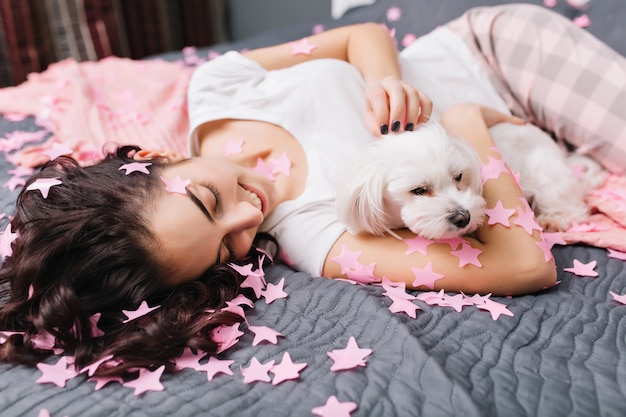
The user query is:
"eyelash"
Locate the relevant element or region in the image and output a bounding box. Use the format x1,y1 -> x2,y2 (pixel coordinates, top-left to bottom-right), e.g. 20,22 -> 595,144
203,183 -> 233,262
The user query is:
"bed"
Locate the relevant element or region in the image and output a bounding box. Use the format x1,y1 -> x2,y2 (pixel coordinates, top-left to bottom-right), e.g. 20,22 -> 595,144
1,0 -> 625,416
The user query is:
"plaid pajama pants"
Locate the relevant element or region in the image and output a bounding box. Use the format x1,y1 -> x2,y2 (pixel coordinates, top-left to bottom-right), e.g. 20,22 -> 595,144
446,4 -> 626,174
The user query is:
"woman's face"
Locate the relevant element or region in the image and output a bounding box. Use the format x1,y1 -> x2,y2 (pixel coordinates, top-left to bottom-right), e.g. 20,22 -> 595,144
149,156 -> 277,286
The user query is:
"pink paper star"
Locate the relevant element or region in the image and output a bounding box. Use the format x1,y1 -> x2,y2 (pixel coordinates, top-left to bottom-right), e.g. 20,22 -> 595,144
513,206 -> 542,235
260,277 -> 288,304
481,155 -> 509,182
248,325 -> 284,346
327,336 -> 372,371
220,301 -> 247,320
543,0 -> 557,7
403,235 -> 434,255
312,396 -> 357,417
440,293 -> 474,312
608,249 -> 626,261
224,139 -> 245,155
240,357 -> 275,384
484,200 -> 515,227
290,38 -> 317,55
88,313 -> 105,337
4,175 -> 27,191
196,356 -> 235,381
345,262 -> 380,284
270,352 -> 307,385
26,177 -> 62,198
119,162 -> 151,175
79,354 -> 114,377
563,259 -> 598,277
174,347 -> 203,370
88,374 -> 124,390
43,143 -> 73,161
544,232 -> 566,249
411,262 -> 444,290
36,356 -> 78,387
476,299 -> 514,320
609,292 -> 626,305
211,323 -> 244,353
0,222 -> 18,258
251,157 -> 276,181
160,175 -> 189,194
388,296 -> 421,318
229,262 -> 257,277
386,6 -> 402,21
241,273 -> 266,298
269,152 -> 292,176
382,283 -> 416,300
123,365 -> 165,395
573,14 -> 591,28
122,300 -> 160,323
450,243 -> 483,267
230,293 -> 254,307
331,245 -> 363,275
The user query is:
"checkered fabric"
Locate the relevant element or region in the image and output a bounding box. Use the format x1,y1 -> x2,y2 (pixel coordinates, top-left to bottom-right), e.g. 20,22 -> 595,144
446,3 -> 626,174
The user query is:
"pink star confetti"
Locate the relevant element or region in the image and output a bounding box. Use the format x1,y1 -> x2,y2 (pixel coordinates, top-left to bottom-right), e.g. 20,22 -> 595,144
513,206 -> 542,235
26,177 -> 62,198
403,235 -> 434,255
270,352 -> 307,385
43,143 -> 73,161
312,396 -> 358,417
269,151 -> 292,176
485,201 -> 515,227
450,243 -> 483,268
289,38 -> 317,55
88,374 -> 124,390
573,14 -> 591,28
174,347 -> 203,370
119,162 -> 151,175
411,262 -> 444,290
212,323 -> 244,353
196,356 -> 235,381
331,245 -> 363,275
0,222 -> 18,258
161,175 -> 189,194
240,357 -> 275,384
402,33 -> 417,48
35,356 -> 79,387
440,293 -> 475,312
224,139 -> 245,155
564,259 -> 598,277
544,232 -> 566,249
345,262 -> 380,284
251,157 -> 276,181
79,354 -> 114,377
248,325 -> 284,346
609,292 -> 626,305
220,301 -> 247,320
327,336 -> 372,371
123,365 -> 165,395
388,296 -> 421,318
260,277 -> 288,304
88,312 -> 105,337
476,299 -> 514,320
480,155 -> 509,182
386,6 -> 402,21
122,300 -> 160,323
382,282 -> 416,300
535,236 -> 554,263
608,249 -> 626,261
543,0 -> 557,7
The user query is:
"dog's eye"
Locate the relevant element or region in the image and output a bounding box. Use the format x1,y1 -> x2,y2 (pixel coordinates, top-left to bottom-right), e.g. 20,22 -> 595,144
411,187 -> 428,196
454,173 -> 463,182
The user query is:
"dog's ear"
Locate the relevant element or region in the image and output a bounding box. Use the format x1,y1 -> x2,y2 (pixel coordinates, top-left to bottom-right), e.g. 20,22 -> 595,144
335,159 -> 391,236
451,137 -> 484,195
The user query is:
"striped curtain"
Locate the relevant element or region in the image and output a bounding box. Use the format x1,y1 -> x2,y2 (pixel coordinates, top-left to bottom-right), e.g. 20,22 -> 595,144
0,0 -> 229,87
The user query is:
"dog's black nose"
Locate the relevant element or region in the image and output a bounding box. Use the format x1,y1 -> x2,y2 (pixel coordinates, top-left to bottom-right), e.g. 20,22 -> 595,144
448,210 -> 471,228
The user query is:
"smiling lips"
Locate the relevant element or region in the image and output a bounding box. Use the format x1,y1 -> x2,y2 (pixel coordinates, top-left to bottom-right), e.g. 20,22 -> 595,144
243,187 -> 263,212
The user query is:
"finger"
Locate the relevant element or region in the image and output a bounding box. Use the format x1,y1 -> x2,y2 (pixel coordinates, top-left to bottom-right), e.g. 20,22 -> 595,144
402,86 -> 421,131
365,109 -> 382,137
416,90 -> 433,125
506,114 -> 527,125
386,81 -> 406,132
365,83 -> 390,135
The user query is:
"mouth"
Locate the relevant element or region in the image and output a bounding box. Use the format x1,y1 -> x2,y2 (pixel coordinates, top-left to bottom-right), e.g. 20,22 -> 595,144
241,184 -> 265,214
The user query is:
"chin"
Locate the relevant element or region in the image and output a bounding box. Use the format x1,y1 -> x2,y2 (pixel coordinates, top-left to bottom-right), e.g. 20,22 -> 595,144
335,121 -> 606,240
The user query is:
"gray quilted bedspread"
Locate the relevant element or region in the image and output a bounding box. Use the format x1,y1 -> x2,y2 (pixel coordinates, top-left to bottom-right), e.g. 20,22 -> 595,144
1,0 -> 625,416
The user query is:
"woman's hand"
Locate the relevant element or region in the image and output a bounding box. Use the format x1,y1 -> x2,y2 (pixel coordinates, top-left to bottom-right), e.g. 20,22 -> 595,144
365,77 -> 433,137
442,102 -> 525,129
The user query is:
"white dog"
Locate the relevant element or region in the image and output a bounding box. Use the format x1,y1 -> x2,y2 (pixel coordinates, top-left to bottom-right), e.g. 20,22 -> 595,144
335,121 -> 606,240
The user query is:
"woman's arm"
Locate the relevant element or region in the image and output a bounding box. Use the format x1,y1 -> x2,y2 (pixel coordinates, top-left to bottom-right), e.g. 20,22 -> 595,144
243,23 -> 432,134
323,103 -> 557,296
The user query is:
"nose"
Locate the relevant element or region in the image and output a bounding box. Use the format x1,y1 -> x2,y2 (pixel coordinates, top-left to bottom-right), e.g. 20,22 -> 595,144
225,201 -> 264,233
448,210 -> 470,228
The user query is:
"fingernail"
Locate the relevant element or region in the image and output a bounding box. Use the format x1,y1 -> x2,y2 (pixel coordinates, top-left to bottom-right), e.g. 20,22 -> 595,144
405,122 -> 414,131
391,120 -> 401,132
380,124 -> 389,135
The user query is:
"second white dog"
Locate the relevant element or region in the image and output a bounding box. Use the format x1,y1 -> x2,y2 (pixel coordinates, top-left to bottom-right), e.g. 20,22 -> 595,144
335,121 -> 605,240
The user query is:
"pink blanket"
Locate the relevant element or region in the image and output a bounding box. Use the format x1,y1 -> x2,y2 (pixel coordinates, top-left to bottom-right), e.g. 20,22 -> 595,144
0,56 -> 625,253
0,57 -> 193,167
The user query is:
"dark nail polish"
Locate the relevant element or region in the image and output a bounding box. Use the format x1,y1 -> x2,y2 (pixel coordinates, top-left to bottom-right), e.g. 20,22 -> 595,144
405,122 -> 414,131
380,124 -> 389,135
391,120 -> 401,132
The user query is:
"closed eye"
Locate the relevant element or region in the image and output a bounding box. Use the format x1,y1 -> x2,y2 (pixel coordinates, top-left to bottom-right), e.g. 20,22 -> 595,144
410,186 -> 429,196
453,173 -> 463,182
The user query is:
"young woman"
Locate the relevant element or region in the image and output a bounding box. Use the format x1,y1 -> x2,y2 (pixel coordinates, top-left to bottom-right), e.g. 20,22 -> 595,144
0,4 -> 624,376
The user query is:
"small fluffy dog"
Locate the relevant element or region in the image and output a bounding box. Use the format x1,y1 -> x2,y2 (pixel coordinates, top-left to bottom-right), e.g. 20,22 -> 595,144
335,121 -> 606,240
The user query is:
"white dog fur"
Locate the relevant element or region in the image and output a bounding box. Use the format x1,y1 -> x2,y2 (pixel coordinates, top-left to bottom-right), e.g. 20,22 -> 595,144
335,121 -> 606,240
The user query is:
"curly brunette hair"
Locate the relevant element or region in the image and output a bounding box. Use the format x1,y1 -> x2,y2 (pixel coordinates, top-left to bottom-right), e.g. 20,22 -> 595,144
0,145 -> 272,377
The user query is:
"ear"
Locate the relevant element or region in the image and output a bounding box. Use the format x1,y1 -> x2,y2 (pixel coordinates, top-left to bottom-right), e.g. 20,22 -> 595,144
133,149 -> 185,163
335,163 -> 390,236
451,137 -> 484,195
